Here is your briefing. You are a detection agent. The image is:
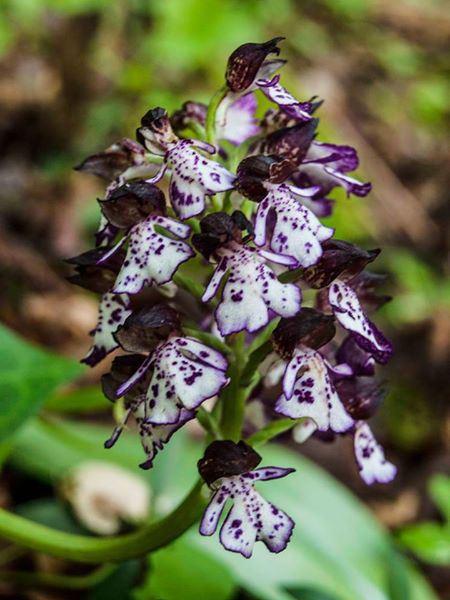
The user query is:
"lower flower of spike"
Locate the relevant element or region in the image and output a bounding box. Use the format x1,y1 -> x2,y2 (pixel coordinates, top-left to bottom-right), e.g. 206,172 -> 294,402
275,344 -> 354,432
98,215 -> 194,294
115,337 -> 229,425
82,292 -> 131,367
202,241 -> 301,336
200,461 -> 295,557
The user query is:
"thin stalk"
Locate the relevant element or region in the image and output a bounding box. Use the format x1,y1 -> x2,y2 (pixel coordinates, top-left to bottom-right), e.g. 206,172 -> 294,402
205,86 -> 227,147
0,481 -> 205,564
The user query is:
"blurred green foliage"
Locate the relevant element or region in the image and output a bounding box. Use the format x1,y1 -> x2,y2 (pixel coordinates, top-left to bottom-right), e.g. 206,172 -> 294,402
397,475 -> 450,566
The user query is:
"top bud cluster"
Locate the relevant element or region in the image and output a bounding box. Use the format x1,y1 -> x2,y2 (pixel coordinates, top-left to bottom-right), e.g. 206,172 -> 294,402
68,38 -> 396,558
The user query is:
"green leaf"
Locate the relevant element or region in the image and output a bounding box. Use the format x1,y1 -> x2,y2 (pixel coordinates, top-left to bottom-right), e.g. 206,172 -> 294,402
44,386 -> 110,414
397,523 -> 450,566
133,537 -> 236,600
14,498 -> 90,535
429,474 -> 450,522
0,325 -> 83,442
284,587 -> 340,600
89,560 -> 141,600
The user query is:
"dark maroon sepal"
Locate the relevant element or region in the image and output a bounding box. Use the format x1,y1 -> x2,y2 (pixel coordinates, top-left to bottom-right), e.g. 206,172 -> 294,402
348,272 -> 392,312
193,211 -> 252,259
198,440 -> 262,485
226,37 -> 285,92
65,247 -> 125,294
236,155 -> 296,201
74,138 -> 144,181
114,304 -> 180,353
258,119 -> 319,166
335,378 -> 385,420
335,336 -> 375,377
101,354 -> 148,401
99,182 -> 166,229
302,240 -> 381,289
272,308 -> 336,358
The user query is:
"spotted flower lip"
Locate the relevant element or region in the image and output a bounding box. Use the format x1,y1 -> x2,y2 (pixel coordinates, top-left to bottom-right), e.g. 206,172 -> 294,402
137,108 -> 237,219
328,279 -> 393,363
114,336 -> 229,425
202,241 -> 301,336
198,441 -> 295,558
97,214 -> 194,295
81,292 -> 132,367
275,344 -> 354,433
103,368 -> 195,470
253,182 -> 334,268
225,37 -> 285,93
353,421 -> 397,485
256,75 -> 313,122
165,139 -> 237,219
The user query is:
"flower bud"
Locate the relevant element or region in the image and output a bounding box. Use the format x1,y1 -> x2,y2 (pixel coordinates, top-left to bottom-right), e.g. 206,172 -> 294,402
74,138 -> 145,181
61,461 -> 151,535
272,308 -> 336,358
198,440 -> 261,485
136,107 -> 177,154
226,38 -> 285,92
302,240 -> 381,289
171,101 -> 207,133
114,304 -> 181,354
99,182 -> 166,229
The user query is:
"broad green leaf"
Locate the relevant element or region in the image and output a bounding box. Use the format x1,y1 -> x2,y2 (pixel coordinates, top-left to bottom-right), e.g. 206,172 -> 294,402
284,588 -> 340,600
44,385 -> 110,414
14,498 -> 91,535
89,560 -> 141,600
133,537 -> 235,600
0,325 -> 83,442
429,474 -> 450,522
397,523 -> 450,566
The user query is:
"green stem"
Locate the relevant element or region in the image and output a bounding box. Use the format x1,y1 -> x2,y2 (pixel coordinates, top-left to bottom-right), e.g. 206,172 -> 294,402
197,407 -> 222,439
220,333 -> 247,441
0,563 -> 116,590
0,481 -> 206,564
205,86 -> 227,147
